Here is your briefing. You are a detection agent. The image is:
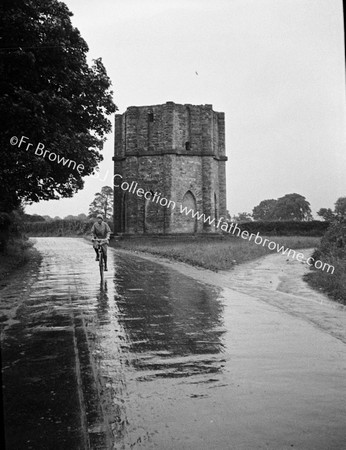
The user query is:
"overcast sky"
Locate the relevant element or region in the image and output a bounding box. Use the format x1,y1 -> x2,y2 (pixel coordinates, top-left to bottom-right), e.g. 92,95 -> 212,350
26,0 -> 346,219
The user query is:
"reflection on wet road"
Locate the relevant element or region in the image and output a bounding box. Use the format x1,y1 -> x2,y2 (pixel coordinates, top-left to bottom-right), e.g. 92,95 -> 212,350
2,237 -> 346,450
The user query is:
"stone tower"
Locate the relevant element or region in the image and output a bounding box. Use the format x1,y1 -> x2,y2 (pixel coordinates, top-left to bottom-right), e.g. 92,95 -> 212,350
113,101 -> 227,234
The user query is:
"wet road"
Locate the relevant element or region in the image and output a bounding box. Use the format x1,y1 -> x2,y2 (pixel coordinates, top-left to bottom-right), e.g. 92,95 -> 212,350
2,237 -> 346,449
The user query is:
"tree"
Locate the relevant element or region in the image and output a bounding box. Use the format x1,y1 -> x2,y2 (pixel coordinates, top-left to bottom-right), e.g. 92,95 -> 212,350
22,213 -> 46,222
0,0 -> 116,213
252,199 -> 278,221
42,215 -> 54,222
317,208 -> 335,222
89,186 -> 113,219
64,215 -> 77,221
335,197 -> 346,219
233,212 -> 253,222
252,194 -> 312,221
317,197 -> 346,222
273,193 -> 312,221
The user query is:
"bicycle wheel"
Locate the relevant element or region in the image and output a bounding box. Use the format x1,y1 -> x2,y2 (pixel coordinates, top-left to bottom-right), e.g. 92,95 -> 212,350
99,247 -> 104,281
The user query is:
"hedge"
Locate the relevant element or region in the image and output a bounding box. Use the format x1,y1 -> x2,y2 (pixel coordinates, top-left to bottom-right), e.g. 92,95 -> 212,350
23,219 -> 329,238
23,219 -> 114,237
231,220 -> 330,237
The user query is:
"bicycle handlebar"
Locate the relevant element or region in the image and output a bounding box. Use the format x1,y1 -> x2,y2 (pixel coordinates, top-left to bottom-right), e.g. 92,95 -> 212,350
92,238 -> 109,244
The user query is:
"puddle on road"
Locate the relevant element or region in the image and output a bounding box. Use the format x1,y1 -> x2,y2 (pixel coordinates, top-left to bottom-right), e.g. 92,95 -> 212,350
10,238 -> 227,448
112,254 -> 226,373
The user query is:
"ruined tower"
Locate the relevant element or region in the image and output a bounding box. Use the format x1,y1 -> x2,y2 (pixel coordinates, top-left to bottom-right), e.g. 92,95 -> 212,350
113,101 -> 227,234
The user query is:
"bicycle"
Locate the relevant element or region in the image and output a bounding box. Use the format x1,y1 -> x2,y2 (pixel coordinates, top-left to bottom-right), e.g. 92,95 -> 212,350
93,238 -> 108,281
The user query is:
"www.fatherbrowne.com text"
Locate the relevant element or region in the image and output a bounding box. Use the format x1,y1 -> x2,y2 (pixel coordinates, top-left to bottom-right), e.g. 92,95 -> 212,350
10,135 -> 85,174
113,174 -> 334,275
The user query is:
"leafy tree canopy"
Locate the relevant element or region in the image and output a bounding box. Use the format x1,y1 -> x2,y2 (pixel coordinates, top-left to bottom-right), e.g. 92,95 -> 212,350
0,0 -> 116,212
334,197 -> 346,219
22,213 -> 46,222
273,193 -> 312,221
317,197 -> 346,222
63,213 -> 88,221
252,194 -> 312,221
252,199 -> 278,221
89,186 -> 113,220
317,208 -> 335,222
64,214 -> 77,221
42,215 -> 54,222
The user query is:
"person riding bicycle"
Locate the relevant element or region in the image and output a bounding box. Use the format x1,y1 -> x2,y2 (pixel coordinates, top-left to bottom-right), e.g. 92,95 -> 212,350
91,214 -> 111,271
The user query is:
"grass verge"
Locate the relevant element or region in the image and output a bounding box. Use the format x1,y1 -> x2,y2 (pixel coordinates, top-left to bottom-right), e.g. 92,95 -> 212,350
0,237 -> 35,286
303,221 -> 346,305
304,261 -> 346,305
114,235 -> 320,272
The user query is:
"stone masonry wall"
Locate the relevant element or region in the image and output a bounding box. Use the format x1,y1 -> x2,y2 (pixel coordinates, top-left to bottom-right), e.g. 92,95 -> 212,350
113,102 -> 227,234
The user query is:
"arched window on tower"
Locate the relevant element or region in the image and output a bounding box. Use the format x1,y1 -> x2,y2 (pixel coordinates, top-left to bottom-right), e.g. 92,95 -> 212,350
147,111 -> 154,151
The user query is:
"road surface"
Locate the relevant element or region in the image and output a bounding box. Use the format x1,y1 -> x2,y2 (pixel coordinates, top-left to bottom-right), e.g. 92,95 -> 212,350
1,237 -> 346,449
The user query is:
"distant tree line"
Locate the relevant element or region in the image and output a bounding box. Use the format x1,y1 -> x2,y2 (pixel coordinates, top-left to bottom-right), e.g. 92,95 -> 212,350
23,185 -> 114,223
23,213 -> 89,222
23,217 -> 113,237
231,193 -> 313,222
20,186 -> 115,237
231,194 -> 346,224
235,220 -> 329,237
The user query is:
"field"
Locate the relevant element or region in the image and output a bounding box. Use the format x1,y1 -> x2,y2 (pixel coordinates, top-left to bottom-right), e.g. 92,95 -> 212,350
114,234 -> 321,272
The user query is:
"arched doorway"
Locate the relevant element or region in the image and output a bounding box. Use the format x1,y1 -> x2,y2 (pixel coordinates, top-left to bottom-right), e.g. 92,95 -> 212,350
179,191 -> 197,233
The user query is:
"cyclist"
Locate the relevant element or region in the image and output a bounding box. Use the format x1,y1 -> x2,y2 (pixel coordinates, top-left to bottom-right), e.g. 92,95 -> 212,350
91,214 -> 111,271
